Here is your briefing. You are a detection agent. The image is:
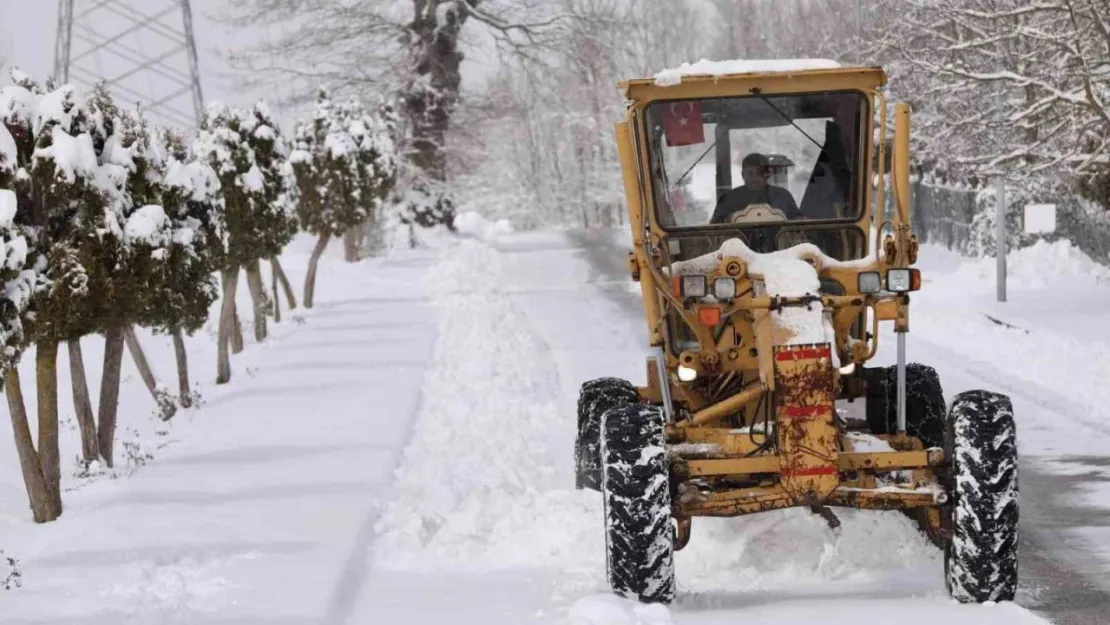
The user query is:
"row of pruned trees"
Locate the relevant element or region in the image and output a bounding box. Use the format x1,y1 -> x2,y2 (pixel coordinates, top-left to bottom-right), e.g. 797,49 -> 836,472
0,70 -> 396,523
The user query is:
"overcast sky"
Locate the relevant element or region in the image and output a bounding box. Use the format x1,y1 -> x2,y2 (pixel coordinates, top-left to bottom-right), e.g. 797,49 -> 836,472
0,1 -> 498,128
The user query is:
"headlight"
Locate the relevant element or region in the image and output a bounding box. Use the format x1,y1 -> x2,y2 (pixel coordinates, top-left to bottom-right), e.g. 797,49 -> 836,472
886,268 -> 920,292
713,277 -> 736,300
677,365 -> 698,381
858,271 -> 881,294
681,275 -> 707,298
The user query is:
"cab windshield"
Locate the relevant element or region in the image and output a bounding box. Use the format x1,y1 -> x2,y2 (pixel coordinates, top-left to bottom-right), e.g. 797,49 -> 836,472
644,92 -> 866,230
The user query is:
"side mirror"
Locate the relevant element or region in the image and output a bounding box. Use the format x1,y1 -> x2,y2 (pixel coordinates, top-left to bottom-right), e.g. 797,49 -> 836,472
1023,203 -> 1056,234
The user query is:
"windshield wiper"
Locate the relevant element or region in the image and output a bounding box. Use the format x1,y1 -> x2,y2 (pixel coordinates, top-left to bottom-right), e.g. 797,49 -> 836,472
670,138 -> 718,191
750,88 -> 825,153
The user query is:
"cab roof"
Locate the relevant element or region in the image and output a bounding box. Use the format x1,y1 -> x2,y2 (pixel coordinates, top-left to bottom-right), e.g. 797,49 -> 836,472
620,60 -> 887,103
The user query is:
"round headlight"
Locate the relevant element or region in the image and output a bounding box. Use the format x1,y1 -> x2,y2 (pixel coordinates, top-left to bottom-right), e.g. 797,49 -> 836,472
677,365 -> 698,382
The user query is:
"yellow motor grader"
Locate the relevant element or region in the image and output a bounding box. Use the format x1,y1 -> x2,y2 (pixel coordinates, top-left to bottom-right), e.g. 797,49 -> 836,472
574,63 -> 1018,605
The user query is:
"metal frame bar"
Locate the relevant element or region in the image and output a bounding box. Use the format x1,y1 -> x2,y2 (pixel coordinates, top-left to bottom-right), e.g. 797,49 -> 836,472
52,0 -> 205,130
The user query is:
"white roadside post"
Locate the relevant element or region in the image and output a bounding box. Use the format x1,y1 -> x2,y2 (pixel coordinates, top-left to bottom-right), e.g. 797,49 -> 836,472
996,178 -> 1007,303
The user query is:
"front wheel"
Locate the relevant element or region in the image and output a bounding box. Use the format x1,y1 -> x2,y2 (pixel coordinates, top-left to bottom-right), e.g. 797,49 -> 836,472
945,390 -> 1019,603
602,403 -> 675,604
576,378 -> 638,491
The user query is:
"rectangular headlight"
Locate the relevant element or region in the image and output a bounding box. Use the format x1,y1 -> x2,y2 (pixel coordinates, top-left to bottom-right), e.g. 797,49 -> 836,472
858,271 -> 881,294
713,277 -> 736,300
886,268 -> 920,292
681,275 -> 707,298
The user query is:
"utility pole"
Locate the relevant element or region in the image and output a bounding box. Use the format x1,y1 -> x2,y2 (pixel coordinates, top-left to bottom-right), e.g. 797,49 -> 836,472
996,178 -> 1007,302
53,0 -> 204,130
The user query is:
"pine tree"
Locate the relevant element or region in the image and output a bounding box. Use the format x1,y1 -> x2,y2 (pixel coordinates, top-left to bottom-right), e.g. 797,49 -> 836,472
140,128 -> 226,406
293,90 -> 396,306
0,69 -> 47,522
0,72 -> 130,519
196,102 -> 297,384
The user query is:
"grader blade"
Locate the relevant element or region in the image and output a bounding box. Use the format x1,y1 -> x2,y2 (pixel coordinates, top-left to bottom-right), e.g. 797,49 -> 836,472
774,343 -> 839,505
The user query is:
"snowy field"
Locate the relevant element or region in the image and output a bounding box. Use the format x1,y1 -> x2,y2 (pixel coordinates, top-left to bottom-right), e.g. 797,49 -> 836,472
3,222 -> 1108,623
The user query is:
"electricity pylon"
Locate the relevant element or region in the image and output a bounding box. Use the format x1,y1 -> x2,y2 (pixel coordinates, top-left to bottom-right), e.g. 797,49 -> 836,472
53,0 -> 204,129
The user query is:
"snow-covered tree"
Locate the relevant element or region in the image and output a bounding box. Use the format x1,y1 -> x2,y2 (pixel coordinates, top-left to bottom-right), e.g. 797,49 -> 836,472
0,70 -> 46,523
240,101 -> 298,340
222,0 -> 567,230
0,72 -> 132,519
140,129 -> 226,406
293,89 -> 397,304
875,0 -> 1110,206
196,101 -> 297,384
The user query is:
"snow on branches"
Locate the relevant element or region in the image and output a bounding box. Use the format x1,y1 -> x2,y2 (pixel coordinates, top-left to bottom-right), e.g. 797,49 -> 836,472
292,88 -> 397,239
293,88 -> 397,306
196,101 -> 297,269
881,0 -> 1110,206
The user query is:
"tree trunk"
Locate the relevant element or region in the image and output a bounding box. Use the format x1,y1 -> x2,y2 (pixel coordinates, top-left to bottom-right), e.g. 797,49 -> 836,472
343,226 -> 364,262
271,257 -> 296,309
304,234 -> 330,309
172,328 -> 191,408
270,259 -> 281,322
6,368 -> 56,523
365,212 -> 386,257
97,328 -> 126,468
35,341 -> 62,516
217,267 -> 240,384
124,326 -> 176,421
402,3 -> 466,230
245,260 -> 267,342
232,306 -> 244,354
67,339 -> 99,464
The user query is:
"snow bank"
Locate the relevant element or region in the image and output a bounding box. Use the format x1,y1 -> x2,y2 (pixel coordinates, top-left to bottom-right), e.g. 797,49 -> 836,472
952,239 -> 1110,288
654,59 -> 841,86
373,238 -> 600,572
453,210 -> 514,241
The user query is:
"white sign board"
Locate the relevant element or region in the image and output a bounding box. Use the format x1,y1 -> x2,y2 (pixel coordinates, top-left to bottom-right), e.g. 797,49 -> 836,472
1023,203 -> 1056,234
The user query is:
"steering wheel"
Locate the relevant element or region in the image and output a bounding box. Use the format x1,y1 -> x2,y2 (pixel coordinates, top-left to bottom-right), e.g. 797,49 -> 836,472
721,203 -> 788,253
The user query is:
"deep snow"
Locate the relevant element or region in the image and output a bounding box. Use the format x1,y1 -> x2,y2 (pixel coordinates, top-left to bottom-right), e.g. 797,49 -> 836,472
4,221 -> 1104,623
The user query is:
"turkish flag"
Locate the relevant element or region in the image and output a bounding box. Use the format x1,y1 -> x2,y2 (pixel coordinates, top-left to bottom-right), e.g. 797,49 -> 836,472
662,101 -> 705,147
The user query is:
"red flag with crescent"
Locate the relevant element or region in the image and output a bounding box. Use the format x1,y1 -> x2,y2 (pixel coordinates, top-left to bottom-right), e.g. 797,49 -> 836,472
661,101 -> 705,147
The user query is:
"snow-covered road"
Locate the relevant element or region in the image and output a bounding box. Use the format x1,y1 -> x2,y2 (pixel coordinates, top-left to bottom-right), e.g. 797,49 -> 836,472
2,226 -> 1105,623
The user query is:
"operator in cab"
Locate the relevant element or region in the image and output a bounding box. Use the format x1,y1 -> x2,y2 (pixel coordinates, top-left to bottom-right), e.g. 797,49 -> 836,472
709,153 -> 801,224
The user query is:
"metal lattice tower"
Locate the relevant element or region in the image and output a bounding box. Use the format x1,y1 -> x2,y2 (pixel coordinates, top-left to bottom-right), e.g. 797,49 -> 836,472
53,0 -> 205,130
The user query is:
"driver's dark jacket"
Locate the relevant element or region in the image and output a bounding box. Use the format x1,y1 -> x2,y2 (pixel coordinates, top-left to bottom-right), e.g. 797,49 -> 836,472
709,185 -> 801,223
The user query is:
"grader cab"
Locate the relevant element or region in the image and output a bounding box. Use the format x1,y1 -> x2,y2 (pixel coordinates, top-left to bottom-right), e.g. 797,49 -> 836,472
574,62 -> 1018,605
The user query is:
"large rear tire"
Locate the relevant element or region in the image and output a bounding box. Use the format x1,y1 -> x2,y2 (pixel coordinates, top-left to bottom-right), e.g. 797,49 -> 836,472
576,377 -> 638,491
601,403 -> 675,604
865,363 -> 947,448
945,390 -> 1019,603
